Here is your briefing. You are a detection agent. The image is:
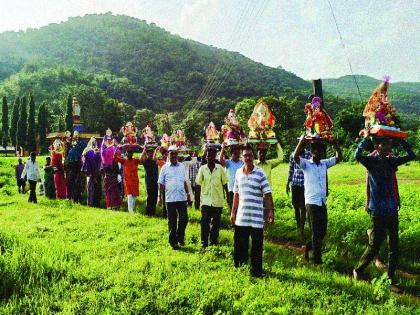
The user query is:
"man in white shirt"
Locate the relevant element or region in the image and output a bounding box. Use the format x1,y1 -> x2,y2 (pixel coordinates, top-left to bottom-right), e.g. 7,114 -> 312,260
293,136 -> 342,264
21,151 -> 41,203
158,146 -> 191,249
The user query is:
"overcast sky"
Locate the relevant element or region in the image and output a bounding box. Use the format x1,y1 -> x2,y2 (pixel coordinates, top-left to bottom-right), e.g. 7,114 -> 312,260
0,0 -> 418,82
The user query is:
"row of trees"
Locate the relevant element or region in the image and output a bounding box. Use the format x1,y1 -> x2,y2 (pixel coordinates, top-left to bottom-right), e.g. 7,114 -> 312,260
1,94 -> 50,154
2,86 -> 418,160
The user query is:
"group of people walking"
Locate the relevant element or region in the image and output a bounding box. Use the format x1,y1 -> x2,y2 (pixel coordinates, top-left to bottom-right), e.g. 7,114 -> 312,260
15,129 -> 415,287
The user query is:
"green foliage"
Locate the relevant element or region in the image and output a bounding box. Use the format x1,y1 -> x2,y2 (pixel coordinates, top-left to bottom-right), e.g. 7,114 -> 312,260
1,96 -> 8,148
0,14 -> 310,117
9,98 -> 19,147
133,108 -> 154,128
179,110 -> 207,144
371,273 -> 392,301
75,85 -> 124,133
26,94 -> 36,152
324,75 -> 420,115
0,156 -> 418,313
37,102 -> 50,153
16,96 -> 27,150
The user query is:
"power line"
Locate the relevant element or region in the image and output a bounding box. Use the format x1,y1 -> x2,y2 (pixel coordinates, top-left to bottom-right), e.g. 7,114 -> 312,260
191,0 -> 260,112
202,0 -> 270,110
326,0 -> 364,103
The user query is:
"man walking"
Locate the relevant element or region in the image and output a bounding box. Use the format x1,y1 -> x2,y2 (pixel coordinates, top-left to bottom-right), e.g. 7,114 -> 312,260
286,149 -> 312,237
141,146 -> 159,216
195,147 -> 228,248
158,145 -> 191,249
353,130 -> 416,287
293,136 -> 342,265
220,144 -> 243,211
21,152 -> 41,203
231,145 -> 274,277
255,142 -> 283,186
15,158 -> 26,194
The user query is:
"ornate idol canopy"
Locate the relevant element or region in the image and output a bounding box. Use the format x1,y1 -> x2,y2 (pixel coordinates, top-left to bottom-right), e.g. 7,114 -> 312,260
170,128 -> 188,151
140,122 -> 158,149
363,76 -> 407,139
304,96 -> 334,142
221,109 -> 247,146
248,99 -> 277,144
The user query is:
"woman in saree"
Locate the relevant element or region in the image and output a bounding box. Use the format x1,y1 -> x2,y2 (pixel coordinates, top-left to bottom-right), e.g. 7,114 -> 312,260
101,129 -> 122,209
82,137 -> 102,207
51,138 -> 67,199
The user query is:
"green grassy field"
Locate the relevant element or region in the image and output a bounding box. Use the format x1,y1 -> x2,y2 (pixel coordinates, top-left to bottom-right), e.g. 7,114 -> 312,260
0,156 -> 419,314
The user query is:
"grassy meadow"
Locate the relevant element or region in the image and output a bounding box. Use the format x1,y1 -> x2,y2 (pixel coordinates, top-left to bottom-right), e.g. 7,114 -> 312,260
0,156 -> 419,314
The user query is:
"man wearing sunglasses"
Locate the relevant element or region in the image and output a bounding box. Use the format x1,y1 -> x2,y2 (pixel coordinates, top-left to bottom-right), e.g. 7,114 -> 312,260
230,145 -> 274,277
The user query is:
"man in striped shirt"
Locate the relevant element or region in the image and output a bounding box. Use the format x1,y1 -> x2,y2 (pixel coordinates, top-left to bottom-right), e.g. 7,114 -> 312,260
231,145 -> 274,277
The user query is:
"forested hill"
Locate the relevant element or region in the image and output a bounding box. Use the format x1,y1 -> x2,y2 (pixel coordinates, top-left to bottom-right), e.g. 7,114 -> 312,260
0,13 -> 309,111
323,75 -> 420,114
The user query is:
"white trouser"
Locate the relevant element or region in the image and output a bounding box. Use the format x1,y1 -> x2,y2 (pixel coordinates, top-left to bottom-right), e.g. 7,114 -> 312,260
127,195 -> 136,213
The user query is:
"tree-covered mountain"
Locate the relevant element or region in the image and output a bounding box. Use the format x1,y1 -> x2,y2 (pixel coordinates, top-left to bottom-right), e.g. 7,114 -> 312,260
323,75 -> 420,114
0,13 -> 310,113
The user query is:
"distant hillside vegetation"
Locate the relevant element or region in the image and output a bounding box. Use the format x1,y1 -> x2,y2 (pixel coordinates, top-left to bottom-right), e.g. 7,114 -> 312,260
0,13 -> 310,112
323,75 -> 420,114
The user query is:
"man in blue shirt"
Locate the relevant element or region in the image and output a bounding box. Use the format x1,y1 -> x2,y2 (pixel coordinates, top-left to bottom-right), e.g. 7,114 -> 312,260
158,146 -> 191,249
294,136 -> 342,265
353,129 -> 415,285
287,149 -> 312,237
220,144 -> 244,211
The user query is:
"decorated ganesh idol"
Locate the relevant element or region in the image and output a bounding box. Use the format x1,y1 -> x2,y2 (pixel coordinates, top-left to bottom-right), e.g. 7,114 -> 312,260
247,99 -> 277,144
170,128 -> 187,151
221,109 -> 247,146
304,96 -> 334,142
120,121 -> 140,150
142,122 -> 158,147
160,133 -> 170,148
362,76 -> 407,138
205,121 -> 220,144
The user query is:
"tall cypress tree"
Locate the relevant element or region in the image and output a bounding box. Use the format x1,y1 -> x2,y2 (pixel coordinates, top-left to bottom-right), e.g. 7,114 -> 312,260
27,93 -> 37,152
37,102 -> 50,153
65,93 -> 73,132
17,96 -> 28,151
10,97 -> 20,148
58,116 -> 65,132
1,96 -> 9,151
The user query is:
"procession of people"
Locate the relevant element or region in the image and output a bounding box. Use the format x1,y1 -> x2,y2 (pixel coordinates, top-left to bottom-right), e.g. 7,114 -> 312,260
14,79 -> 416,287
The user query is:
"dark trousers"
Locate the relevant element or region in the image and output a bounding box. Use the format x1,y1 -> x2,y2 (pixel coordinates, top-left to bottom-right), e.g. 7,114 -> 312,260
292,185 -> 306,230
67,162 -> 83,203
28,180 -> 37,203
167,201 -> 188,247
234,226 -> 264,277
192,185 -> 200,210
201,205 -> 222,247
355,213 -> 399,281
146,181 -> 158,215
17,179 -> 26,194
227,191 -> 234,210
305,203 -> 327,264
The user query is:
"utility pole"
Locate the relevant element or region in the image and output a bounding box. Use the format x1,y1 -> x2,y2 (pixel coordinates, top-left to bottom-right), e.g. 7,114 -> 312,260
312,79 -> 324,104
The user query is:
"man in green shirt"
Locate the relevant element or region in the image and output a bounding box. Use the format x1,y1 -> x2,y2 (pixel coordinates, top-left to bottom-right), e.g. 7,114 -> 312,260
255,142 -> 283,186
195,147 -> 229,248
255,142 -> 283,220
